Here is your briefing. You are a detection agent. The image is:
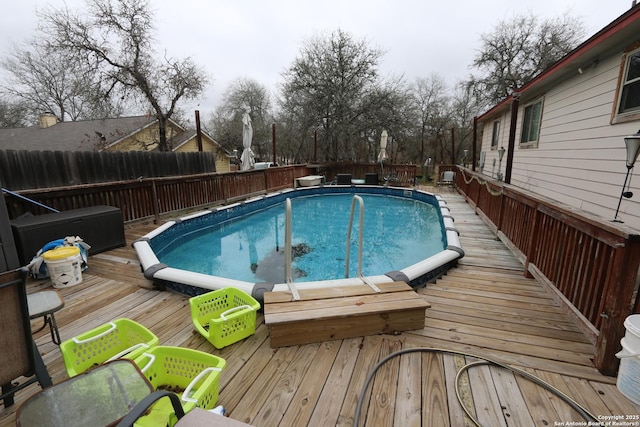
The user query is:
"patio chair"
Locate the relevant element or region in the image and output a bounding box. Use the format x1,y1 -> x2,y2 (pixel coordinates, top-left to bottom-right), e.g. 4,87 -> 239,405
438,170 -> 455,187
115,390 -> 185,427
0,267 -> 52,407
336,174 -> 352,185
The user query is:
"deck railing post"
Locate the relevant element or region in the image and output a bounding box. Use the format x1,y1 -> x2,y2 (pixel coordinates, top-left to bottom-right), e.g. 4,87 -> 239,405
223,174 -> 230,203
474,172 -> 481,208
150,179 -> 160,224
594,238 -> 640,375
263,169 -> 269,192
496,185 -> 505,232
524,203 -> 541,278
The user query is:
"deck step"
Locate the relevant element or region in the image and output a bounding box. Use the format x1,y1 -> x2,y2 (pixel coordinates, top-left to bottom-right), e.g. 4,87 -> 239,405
264,282 -> 430,348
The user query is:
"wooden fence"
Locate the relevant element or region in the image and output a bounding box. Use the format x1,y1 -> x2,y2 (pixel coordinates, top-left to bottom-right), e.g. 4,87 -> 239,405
454,166 -> 640,375
0,150 -> 217,191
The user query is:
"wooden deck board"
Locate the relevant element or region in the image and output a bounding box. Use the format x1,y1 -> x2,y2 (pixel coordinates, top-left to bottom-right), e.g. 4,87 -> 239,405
394,350 -> 422,426
421,352 -> 449,426
284,339 -> 347,427
2,187 -> 638,426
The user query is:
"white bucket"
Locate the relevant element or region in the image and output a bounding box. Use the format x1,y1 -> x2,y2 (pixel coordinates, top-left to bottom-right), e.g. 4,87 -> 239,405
624,315 -> 640,349
616,336 -> 640,404
43,247 -> 83,288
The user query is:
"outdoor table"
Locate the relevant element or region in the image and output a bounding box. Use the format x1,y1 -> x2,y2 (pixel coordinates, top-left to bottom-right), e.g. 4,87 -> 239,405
27,290 -> 64,345
16,359 -> 153,427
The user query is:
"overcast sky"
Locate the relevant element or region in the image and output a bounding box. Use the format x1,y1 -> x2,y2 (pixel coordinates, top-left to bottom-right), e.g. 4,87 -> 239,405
0,0 -> 634,118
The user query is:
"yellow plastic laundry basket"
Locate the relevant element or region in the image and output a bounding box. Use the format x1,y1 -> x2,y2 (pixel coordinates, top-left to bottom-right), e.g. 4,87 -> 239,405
132,346 -> 226,426
189,288 -> 260,349
60,318 -> 159,377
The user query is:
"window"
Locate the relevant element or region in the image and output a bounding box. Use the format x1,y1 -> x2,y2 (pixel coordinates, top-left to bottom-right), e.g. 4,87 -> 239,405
520,99 -> 543,145
491,121 -> 500,148
616,48 -> 640,116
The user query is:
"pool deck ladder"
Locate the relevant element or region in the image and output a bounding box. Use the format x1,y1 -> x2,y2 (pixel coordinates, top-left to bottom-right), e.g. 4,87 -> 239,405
283,196 -> 380,301
284,198 -> 301,300
345,195 -> 380,293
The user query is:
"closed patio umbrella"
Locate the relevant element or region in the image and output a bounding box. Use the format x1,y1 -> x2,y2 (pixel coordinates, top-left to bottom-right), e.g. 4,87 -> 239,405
377,130 -> 388,163
378,130 -> 388,178
240,112 -> 255,171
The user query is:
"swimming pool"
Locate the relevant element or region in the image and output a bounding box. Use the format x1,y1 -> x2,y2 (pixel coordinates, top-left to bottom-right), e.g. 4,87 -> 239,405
133,186 -> 464,301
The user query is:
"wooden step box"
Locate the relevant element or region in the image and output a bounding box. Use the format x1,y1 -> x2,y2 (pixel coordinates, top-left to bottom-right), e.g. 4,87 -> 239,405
264,281 -> 430,348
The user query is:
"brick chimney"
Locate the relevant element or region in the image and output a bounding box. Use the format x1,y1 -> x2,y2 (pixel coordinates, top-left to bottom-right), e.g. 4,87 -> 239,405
38,112 -> 58,129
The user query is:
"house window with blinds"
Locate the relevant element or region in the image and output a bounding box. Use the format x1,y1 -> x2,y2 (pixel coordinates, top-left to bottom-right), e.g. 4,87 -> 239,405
520,98 -> 543,147
491,121 -> 500,148
617,48 -> 640,115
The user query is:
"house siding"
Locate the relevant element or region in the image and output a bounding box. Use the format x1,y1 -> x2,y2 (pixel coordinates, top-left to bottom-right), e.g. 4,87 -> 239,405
174,137 -> 230,173
107,122 -> 182,152
480,110 -> 510,179
479,54 -> 640,230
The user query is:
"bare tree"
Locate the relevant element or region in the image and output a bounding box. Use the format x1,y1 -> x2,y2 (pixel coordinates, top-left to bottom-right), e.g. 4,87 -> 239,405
468,11 -> 585,107
357,78 -> 415,164
412,75 -> 448,163
0,98 -> 29,128
209,78 -> 272,161
280,29 -> 384,161
1,41 -> 123,123
449,82 -> 483,165
39,0 -> 209,151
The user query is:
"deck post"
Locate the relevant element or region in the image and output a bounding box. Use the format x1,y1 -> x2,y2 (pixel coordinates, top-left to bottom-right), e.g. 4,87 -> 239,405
496,184 -> 505,232
150,180 -> 160,224
523,203 -> 541,278
594,238 -> 640,375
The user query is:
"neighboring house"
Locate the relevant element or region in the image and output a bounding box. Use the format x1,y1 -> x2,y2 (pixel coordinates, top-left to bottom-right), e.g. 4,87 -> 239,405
476,3 -> 640,231
0,113 -> 231,173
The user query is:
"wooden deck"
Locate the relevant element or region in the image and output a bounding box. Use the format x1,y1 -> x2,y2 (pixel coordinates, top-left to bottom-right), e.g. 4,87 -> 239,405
2,188 -> 639,426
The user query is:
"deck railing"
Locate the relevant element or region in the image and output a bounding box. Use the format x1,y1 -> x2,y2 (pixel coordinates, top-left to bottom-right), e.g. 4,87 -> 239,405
314,162 -> 417,186
4,165 -> 313,223
454,166 -> 640,375
3,162 -> 416,223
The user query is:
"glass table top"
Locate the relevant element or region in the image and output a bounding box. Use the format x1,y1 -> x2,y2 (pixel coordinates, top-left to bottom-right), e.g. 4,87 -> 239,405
17,360 -> 152,427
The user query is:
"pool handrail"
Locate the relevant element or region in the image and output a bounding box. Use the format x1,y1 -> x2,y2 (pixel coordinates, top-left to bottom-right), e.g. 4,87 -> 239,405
284,198 -> 300,300
345,195 -> 381,292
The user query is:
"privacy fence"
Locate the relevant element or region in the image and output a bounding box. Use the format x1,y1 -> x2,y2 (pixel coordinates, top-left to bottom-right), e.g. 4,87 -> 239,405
454,166 -> 640,376
0,150 -> 217,191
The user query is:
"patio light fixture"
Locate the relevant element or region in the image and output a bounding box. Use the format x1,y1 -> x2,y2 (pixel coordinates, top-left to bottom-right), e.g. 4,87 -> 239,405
613,130 -> 640,223
497,146 -> 506,181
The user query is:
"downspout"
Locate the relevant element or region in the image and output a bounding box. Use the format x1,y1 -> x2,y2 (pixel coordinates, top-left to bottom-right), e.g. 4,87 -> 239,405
472,116 -> 477,172
505,93 -> 520,184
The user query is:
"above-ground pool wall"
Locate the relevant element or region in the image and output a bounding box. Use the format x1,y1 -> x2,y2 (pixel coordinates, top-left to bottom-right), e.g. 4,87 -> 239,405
397,194 -> 464,288
133,185 -> 464,299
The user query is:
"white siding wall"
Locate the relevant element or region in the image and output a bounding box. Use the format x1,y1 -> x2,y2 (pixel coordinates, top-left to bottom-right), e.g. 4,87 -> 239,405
480,54 -> 640,230
480,110 -> 510,179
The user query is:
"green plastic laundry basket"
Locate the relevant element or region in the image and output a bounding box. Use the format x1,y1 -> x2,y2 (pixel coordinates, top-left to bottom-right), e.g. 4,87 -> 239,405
132,346 -> 226,427
189,287 -> 260,349
60,318 -> 159,377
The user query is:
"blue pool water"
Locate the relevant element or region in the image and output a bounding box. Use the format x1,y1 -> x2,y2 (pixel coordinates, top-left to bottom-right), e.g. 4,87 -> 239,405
154,193 -> 445,284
